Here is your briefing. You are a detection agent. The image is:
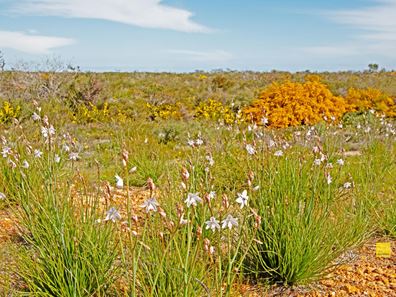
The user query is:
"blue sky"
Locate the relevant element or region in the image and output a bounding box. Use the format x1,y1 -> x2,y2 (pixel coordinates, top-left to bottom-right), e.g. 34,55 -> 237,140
0,0 -> 395,72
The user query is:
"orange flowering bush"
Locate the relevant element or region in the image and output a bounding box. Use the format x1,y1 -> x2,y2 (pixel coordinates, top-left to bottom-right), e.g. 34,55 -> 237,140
243,76 -> 347,128
345,87 -> 396,117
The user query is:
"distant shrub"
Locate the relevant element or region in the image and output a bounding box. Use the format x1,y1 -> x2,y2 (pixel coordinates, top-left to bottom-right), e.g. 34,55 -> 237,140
243,75 -> 347,128
71,102 -> 110,123
0,100 -> 21,124
194,98 -> 236,124
345,87 -> 396,117
146,102 -> 182,120
65,75 -> 103,110
211,74 -> 234,89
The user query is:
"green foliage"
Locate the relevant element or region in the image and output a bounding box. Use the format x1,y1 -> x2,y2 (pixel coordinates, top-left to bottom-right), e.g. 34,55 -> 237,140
245,155 -> 369,285
6,150 -> 119,297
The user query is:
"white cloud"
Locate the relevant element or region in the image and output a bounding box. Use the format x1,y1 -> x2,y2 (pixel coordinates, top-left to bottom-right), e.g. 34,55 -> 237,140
167,50 -> 233,62
12,0 -> 210,33
0,30 -> 74,54
328,0 -> 396,42
304,1 -> 396,60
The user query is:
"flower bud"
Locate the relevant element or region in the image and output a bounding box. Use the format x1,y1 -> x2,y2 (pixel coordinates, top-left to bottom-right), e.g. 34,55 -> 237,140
122,159 -> 127,168
157,207 -> 167,219
180,181 -> 187,191
42,115 -> 49,127
147,178 -> 156,192
176,203 -> 184,219
203,238 -> 210,252
181,167 -> 190,181
122,149 -> 129,163
222,194 -> 229,209
248,170 -> 255,182
196,226 -> 202,240
131,214 -> 139,224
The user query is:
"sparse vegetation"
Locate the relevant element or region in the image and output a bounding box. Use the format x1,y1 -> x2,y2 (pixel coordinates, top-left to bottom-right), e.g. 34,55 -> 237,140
0,70 -> 395,296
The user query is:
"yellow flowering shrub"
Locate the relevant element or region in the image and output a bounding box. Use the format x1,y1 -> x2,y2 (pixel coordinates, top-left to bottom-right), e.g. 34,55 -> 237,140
243,77 -> 348,128
146,102 -> 182,120
0,101 -> 21,124
194,99 -> 236,124
345,87 -> 396,117
71,102 -> 110,123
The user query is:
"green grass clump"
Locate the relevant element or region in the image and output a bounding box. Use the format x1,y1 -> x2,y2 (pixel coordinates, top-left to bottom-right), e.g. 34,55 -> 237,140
6,152 -> 120,297
245,155 -> 369,285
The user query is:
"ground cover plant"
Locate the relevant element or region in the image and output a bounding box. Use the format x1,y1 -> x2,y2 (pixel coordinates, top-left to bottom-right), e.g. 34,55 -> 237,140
0,70 -> 395,296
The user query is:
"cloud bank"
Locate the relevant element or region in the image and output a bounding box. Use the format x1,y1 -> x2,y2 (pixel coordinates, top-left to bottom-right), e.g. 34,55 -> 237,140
328,0 -> 396,42
12,0 -> 210,33
0,30 -> 74,54
305,0 -> 396,58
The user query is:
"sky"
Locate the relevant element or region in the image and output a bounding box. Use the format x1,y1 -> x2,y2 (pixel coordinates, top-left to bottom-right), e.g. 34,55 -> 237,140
0,0 -> 395,72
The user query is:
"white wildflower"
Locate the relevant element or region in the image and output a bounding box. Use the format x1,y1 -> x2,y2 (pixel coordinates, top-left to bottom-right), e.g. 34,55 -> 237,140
336,159 -> 345,166
206,155 -> 214,166
31,112 -> 41,121
69,152 -> 79,161
326,173 -> 332,185
54,154 -> 61,163
261,117 -> 269,125
208,191 -> 216,200
205,217 -> 221,232
274,150 -> 283,157
236,190 -> 249,209
314,159 -> 322,166
34,149 -> 43,158
0,192 -> 5,200
22,160 -> 29,169
179,215 -> 189,225
104,207 -> 121,222
184,193 -> 202,208
62,144 -> 70,152
222,214 -> 238,230
245,144 -> 256,155
1,146 -> 11,158
115,174 -> 124,189
48,125 -> 56,136
195,138 -> 204,146
41,125 -> 55,139
140,197 -> 159,213
343,182 -> 352,189
187,139 -> 195,147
